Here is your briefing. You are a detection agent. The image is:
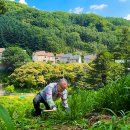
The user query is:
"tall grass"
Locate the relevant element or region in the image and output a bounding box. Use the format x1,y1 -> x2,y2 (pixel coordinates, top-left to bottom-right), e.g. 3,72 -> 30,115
52,90 -> 97,121
95,75 -> 130,112
52,75 -> 130,122
38,74 -> 130,126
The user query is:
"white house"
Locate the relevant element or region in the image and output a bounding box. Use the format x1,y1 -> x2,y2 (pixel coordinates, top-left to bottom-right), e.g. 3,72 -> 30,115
32,51 -> 55,63
60,54 -> 82,63
0,48 -> 5,60
55,53 -> 64,63
0,48 -> 6,71
69,55 -> 81,63
60,54 -> 72,63
84,54 -> 97,63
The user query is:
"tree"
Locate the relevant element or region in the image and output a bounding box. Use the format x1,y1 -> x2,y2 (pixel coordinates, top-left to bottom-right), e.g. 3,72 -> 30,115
2,47 -> 31,73
0,0 -> 7,15
86,51 -> 122,88
117,27 -> 130,75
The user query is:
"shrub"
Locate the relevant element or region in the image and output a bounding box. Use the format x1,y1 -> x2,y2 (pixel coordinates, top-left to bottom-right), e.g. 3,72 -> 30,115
5,85 -> 15,94
95,75 -> 130,112
9,62 -> 90,89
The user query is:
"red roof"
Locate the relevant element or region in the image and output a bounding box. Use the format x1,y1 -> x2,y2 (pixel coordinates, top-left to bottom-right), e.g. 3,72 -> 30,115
46,52 -> 54,57
33,51 -> 54,57
56,53 -> 64,57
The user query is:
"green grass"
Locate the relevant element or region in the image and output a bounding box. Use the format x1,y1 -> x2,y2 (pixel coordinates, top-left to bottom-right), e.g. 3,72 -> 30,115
0,75 -> 130,129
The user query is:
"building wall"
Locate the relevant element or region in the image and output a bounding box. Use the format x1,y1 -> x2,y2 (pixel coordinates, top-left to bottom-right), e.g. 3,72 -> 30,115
55,57 -> 61,63
0,53 -> 2,60
60,57 -> 69,63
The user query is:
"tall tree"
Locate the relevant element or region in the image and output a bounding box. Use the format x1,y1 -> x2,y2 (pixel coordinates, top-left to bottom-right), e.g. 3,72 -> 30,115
0,0 -> 6,15
2,47 -> 31,73
86,51 -> 123,88
118,27 -> 130,75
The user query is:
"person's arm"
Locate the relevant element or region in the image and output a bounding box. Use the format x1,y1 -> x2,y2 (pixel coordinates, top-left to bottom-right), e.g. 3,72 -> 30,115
45,86 -> 57,111
61,90 -> 69,110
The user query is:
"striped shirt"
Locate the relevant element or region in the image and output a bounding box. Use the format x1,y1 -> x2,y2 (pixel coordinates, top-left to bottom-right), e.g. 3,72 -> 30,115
40,83 -> 68,110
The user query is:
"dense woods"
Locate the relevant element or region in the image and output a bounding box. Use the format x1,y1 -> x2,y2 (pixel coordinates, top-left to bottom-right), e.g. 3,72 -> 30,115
0,1 -> 130,55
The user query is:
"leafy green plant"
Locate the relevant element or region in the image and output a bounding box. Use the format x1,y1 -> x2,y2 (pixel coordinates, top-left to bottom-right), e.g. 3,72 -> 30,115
5,85 -> 15,94
95,75 -> 130,112
0,104 -> 15,130
91,109 -> 130,129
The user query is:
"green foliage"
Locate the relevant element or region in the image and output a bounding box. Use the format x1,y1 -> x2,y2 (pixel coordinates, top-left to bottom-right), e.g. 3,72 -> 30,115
0,104 -> 15,130
0,75 -> 130,129
9,62 -> 90,89
95,75 -> 130,112
5,85 -> 15,94
91,110 -> 130,129
117,27 -> 130,75
2,46 -> 31,73
87,51 -> 124,88
0,0 -> 7,15
0,1 -> 129,54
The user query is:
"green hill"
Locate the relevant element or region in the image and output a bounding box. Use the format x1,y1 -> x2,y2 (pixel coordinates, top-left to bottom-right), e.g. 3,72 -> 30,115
0,1 -> 130,54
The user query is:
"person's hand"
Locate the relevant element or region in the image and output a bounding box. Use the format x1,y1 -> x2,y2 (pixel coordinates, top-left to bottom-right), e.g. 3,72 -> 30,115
52,107 -> 57,111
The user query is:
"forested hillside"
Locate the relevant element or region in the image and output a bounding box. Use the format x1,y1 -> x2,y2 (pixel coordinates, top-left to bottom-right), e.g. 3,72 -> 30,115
0,1 -> 130,54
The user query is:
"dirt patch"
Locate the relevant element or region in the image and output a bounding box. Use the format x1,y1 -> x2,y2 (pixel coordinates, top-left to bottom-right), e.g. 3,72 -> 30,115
84,112 -> 112,126
53,125 -> 82,130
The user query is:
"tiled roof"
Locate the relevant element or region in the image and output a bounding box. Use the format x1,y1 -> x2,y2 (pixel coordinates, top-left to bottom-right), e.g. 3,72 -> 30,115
56,53 -> 64,57
33,51 -> 54,57
33,51 -> 45,56
46,52 -> 54,57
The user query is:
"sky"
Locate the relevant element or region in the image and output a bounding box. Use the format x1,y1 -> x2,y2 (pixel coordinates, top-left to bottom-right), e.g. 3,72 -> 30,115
10,0 -> 130,20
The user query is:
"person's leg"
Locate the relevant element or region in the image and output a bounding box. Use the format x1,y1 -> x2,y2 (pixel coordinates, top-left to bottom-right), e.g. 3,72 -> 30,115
41,98 -> 51,110
33,94 -> 42,116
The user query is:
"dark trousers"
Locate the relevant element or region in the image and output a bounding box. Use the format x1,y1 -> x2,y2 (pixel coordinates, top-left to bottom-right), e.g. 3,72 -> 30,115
33,94 -> 50,115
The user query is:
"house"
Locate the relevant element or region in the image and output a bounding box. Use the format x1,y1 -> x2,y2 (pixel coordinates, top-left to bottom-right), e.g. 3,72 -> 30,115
32,51 -> 45,62
69,55 -> 81,63
32,51 -> 55,63
55,53 -> 64,63
46,52 -> 55,63
84,54 -> 97,63
0,48 -> 6,71
0,48 -> 5,61
60,54 -> 82,63
60,54 -> 72,63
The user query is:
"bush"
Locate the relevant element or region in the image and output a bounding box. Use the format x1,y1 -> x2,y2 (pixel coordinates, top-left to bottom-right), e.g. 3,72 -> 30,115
5,85 -> 15,94
95,75 -> 130,112
9,62 -> 90,89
